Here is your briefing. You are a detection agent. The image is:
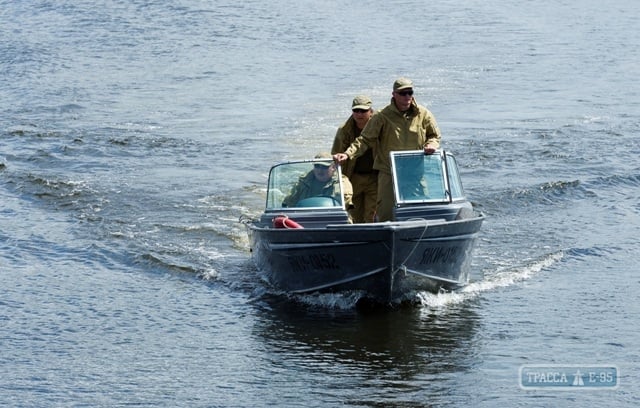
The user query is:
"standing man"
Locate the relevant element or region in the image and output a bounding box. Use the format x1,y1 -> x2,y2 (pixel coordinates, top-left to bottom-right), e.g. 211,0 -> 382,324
331,95 -> 377,223
333,78 -> 441,222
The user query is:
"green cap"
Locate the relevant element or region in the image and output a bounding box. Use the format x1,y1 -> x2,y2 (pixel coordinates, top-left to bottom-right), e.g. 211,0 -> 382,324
393,77 -> 413,91
314,152 -> 333,167
351,95 -> 372,110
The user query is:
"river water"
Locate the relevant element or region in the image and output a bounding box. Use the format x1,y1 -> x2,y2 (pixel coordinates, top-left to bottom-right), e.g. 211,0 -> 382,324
1,0 -> 639,406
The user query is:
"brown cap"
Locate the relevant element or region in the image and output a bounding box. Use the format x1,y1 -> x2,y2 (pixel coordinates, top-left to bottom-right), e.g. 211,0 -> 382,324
393,77 -> 413,91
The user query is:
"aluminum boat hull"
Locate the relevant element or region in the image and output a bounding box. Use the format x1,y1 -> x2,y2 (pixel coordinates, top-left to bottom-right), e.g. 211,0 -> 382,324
248,215 -> 483,303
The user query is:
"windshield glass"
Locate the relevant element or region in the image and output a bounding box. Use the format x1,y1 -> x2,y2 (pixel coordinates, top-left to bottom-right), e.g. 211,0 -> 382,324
265,159 -> 345,210
391,150 -> 466,204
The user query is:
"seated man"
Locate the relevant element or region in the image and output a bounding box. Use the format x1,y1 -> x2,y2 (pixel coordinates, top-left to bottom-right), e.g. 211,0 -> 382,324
282,152 -> 353,211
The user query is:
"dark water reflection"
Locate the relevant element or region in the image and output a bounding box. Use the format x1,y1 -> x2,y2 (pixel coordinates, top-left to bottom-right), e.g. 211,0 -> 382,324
253,296 -> 480,389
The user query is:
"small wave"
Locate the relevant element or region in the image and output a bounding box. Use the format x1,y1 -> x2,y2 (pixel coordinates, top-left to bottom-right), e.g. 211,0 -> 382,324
138,253 -> 198,273
588,172 -> 640,189
564,246 -> 615,259
486,169 -> 640,213
58,103 -> 85,113
7,173 -> 102,216
481,180 -> 595,215
513,179 -> 593,203
27,174 -> 90,197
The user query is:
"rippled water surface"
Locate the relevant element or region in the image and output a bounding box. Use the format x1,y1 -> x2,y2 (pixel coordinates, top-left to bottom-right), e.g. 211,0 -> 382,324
2,0 -> 639,406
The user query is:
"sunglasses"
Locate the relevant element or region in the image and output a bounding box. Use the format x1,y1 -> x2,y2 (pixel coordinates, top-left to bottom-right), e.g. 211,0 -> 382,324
352,108 -> 369,114
396,90 -> 414,96
314,164 -> 331,169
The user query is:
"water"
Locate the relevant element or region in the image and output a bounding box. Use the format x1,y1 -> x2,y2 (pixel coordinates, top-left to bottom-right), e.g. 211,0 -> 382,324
1,0 -> 639,406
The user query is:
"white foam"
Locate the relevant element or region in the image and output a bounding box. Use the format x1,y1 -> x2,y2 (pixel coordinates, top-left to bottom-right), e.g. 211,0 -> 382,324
417,250 -> 564,309
296,291 -> 364,310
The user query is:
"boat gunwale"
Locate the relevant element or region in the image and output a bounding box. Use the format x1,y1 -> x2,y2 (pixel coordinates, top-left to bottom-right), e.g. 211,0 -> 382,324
247,212 -> 484,232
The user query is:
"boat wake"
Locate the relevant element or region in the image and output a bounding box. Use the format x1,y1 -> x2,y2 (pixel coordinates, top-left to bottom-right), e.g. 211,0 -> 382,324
416,250 -> 565,310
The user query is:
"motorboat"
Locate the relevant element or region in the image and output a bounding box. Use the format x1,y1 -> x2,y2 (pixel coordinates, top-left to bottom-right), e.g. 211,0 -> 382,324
241,150 -> 484,304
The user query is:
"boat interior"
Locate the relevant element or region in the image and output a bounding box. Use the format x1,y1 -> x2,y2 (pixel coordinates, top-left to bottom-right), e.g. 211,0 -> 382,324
258,150 -> 475,228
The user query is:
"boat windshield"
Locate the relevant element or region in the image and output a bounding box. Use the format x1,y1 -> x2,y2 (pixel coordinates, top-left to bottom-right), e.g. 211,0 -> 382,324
265,159 -> 345,210
390,150 -> 466,204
